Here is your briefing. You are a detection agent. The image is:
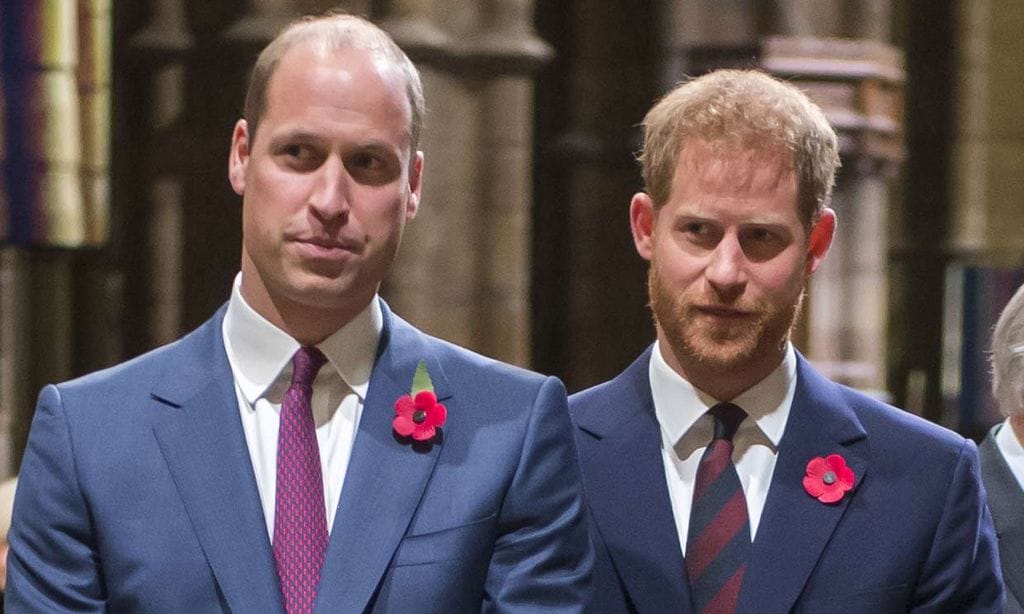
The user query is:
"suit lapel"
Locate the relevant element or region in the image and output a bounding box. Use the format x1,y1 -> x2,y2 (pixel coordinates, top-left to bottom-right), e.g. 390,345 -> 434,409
979,428 -> 1024,604
315,305 -> 446,612
575,348 -> 694,612
150,309 -> 285,613
737,355 -> 869,613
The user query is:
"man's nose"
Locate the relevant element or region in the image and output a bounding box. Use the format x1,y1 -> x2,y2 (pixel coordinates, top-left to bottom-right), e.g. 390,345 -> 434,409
705,233 -> 747,290
309,157 -> 350,219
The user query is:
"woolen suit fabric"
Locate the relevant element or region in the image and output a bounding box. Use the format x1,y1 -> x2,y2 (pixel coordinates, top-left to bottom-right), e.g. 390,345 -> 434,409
570,346 -> 1004,613
6,302 -> 592,612
980,425 -> 1024,614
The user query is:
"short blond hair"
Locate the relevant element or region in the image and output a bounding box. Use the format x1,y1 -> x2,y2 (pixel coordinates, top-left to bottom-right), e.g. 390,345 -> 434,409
243,13 -> 425,150
638,69 -> 840,228
991,284 -> 1024,418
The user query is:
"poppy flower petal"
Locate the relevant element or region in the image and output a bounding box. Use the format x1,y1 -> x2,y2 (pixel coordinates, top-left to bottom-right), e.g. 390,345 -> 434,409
393,415 -> 415,437
413,425 -> 436,441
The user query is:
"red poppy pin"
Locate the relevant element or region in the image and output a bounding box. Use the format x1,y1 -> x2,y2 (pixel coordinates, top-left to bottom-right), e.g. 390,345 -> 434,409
803,454 -> 855,504
393,360 -> 447,442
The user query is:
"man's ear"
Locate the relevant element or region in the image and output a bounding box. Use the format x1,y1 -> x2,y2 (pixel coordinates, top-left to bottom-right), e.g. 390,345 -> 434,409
805,207 -> 836,276
405,151 -> 423,220
228,119 -> 250,196
630,192 -> 656,262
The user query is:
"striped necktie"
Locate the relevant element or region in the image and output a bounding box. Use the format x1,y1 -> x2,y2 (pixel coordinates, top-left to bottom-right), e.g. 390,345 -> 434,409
274,346 -> 329,614
686,402 -> 750,613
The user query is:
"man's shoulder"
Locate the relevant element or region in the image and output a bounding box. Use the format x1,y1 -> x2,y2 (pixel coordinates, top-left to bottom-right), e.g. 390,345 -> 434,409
567,347 -> 653,433
389,311 -> 551,391
801,358 -> 969,456
55,309 -> 224,399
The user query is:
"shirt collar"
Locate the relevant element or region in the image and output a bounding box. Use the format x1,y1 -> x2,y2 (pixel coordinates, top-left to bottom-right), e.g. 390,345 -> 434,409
995,418 -> 1024,487
222,273 -> 382,404
650,340 -> 797,448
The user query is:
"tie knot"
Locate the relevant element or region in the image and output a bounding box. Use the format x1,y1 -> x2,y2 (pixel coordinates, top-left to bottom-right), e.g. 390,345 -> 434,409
708,403 -> 746,442
290,346 -> 327,389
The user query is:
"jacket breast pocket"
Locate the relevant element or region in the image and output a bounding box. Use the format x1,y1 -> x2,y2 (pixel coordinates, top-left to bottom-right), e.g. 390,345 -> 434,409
391,513 -> 497,567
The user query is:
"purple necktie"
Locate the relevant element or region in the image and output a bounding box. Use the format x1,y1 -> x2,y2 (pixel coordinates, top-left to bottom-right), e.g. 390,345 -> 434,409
274,346 -> 329,614
686,403 -> 750,614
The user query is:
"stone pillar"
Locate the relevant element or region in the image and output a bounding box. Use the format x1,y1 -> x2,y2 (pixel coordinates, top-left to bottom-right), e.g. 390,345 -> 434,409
950,0 -> 1024,261
762,37 -> 904,396
79,0 -> 111,245
382,0 -> 550,367
0,3 -> 7,244
529,1 -> 661,388
938,0 -> 1024,436
0,1 -> 89,475
7,1 -> 86,247
121,0 -> 193,352
0,4 -> 7,474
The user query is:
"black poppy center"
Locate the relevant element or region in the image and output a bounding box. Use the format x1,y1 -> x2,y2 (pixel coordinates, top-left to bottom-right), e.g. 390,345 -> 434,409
412,410 -> 427,424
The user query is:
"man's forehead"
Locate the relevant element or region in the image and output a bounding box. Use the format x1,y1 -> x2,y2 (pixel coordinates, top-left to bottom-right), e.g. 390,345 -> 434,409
675,139 -> 796,195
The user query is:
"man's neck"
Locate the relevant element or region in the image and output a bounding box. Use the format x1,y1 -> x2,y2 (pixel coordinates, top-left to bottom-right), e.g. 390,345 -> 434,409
657,334 -> 786,402
1011,414 -> 1024,445
238,278 -> 370,346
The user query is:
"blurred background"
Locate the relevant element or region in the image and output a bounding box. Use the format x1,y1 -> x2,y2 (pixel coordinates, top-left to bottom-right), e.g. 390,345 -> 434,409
1,0 -> 1023,479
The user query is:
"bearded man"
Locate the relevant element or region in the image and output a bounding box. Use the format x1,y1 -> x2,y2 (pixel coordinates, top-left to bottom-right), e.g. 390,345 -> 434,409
569,69 -> 1004,613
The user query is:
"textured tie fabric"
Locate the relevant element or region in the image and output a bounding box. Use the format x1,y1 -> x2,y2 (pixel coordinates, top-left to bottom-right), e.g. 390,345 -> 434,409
686,402 -> 751,614
274,346 -> 329,614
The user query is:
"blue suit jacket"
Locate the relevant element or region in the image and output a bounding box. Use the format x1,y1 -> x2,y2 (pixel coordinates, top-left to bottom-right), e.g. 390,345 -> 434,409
7,303 -> 592,612
570,347 -> 1004,613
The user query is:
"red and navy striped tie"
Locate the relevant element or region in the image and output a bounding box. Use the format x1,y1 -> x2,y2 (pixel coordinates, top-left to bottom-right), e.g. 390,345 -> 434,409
686,403 -> 750,613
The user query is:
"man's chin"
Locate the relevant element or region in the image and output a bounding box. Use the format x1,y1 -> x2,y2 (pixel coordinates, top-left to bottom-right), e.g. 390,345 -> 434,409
682,343 -> 757,373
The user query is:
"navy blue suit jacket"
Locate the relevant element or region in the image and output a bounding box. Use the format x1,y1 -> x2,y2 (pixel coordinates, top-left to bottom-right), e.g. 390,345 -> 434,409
7,303 -> 592,612
570,347 -> 1004,613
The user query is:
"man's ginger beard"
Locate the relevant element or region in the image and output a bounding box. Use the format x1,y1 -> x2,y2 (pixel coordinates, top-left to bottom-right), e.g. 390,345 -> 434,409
648,261 -> 805,374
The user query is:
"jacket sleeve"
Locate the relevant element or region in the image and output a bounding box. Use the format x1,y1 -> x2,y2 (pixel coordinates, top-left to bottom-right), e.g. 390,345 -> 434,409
6,384 -> 107,612
482,376 -> 594,612
912,438 -> 1005,613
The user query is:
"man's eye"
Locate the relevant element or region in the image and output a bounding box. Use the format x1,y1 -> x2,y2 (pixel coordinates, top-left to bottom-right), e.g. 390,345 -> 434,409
277,144 -> 322,170
741,228 -> 787,261
684,222 -> 707,235
350,152 -> 382,170
283,144 -> 311,159
345,151 -> 400,185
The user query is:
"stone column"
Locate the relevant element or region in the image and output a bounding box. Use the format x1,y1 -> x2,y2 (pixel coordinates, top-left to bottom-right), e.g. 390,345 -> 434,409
382,0 -> 550,367
950,0 -> 1024,262
0,2 -> 7,244
8,1 -> 86,247
0,1 -> 87,475
122,0 -> 193,352
0,4 -> 7,473
940,0 -> 1024,435
762,37 -> 904,397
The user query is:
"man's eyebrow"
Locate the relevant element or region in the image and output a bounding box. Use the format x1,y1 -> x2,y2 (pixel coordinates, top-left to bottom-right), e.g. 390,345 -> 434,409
267,129 -> 321,144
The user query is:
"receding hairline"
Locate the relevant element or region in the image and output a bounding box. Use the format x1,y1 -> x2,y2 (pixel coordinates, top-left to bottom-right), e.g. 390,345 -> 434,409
637,69 -> 840,228
243,14 -> 424,149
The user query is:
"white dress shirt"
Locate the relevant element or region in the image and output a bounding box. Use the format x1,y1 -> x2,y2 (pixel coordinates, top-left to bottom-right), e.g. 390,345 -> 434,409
995,418 -> 1024,492
222,274 -> 382,539
650,340 -> 797,556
